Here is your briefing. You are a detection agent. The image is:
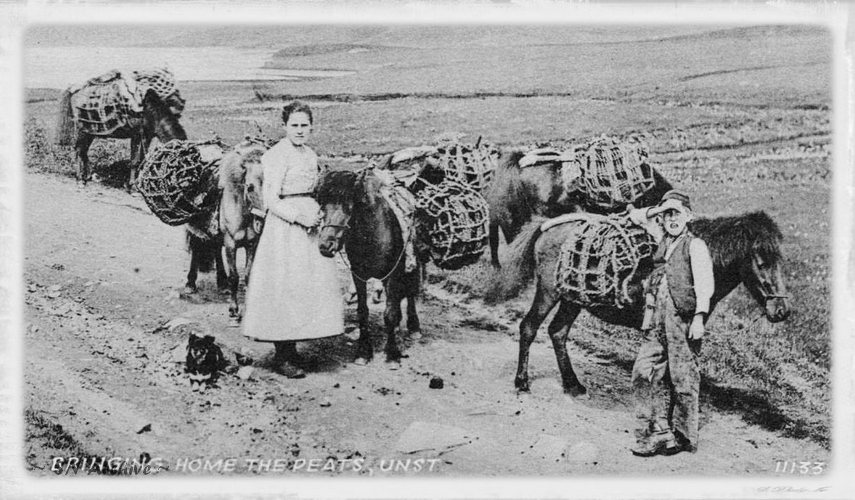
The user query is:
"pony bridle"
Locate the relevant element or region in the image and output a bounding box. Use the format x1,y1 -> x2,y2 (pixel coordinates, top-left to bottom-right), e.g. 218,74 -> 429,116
319,211 -> 351,251
321,218 -> 350,232
320,211 -> 351,233
752,256 -> 790,303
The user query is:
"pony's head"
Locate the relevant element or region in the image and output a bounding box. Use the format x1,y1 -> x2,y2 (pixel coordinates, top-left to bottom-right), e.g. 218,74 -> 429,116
315,167 -> 365,258
243,149 -> 265,213
163,89 -> 186,117
219,141 -> 266,212
691,211 -> 790,323
143,90 -> 187,142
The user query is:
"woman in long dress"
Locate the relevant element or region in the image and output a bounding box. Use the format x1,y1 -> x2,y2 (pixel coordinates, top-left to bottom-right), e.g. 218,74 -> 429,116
243,101 -> 343,378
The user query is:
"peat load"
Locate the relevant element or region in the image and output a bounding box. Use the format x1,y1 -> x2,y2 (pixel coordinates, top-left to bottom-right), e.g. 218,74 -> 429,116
575,136 -> 655,210
554,214 -> 656,308
69,70 -> 140,136
137,139 -> 226,226
435,138 -> 499,193
415,180 -> 489,270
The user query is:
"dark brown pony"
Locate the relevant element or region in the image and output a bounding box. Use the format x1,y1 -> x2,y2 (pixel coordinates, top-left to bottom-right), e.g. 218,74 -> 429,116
492,211 -> 791,396
217,141 -> 266,325
484,150 -> 673,268
56,82 -> 186,191
316,168 -> 422,364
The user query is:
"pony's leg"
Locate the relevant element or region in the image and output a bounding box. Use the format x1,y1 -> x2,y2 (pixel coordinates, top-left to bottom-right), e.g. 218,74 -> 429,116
547,300 -> 586,397
127,134 -> 142,193
383,277 -> 406,363
489,220 -> 502,268
215,241 -> 228,291
244,235 -> 258,287
185,243 -> 199,294
75,134 -> 94,187
406,297 -> 420,340
515,281 -> 557,392
404,269 -> 421,339
223,235 -> 241,325
353,278 -> 373,365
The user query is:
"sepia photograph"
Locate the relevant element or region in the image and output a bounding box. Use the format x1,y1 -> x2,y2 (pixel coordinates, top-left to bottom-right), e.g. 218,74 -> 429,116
1,1 -> 851,499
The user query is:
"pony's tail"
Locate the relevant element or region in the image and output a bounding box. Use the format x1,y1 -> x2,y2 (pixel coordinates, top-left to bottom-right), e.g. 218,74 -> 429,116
484,216 -> 546,304
185,229 -> 220,273
483,149 -> 537,244
55,88 -> 75,147
483,149 -> 524,220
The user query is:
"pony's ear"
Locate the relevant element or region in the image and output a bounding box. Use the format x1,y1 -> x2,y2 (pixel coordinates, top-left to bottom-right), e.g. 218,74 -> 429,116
317,165 -> 330,188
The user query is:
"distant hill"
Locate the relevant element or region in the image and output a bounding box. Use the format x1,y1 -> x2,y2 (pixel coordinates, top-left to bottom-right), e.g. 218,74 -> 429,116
24,24 -> 792,50
24,26 -> 209,47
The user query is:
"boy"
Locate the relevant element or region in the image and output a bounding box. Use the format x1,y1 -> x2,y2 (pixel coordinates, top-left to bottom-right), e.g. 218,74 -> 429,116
627,190 -> 714,456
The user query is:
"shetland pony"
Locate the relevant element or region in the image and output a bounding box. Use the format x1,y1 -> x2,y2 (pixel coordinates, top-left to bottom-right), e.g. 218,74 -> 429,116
316,168 -> 422,364
491,211 -> 791,396
217,141 -> 266,325
56,82 -> 186,192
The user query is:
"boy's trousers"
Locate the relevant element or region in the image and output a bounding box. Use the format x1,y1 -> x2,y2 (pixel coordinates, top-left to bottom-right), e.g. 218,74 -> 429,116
631,281 -> 702,451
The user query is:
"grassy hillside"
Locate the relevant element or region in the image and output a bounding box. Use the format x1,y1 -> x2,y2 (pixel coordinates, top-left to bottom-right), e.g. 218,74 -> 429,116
252,25 -> 830,108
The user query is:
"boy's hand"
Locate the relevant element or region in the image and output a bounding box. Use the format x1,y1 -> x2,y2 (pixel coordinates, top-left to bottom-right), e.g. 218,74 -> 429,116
627,205 -> 649,226
689,314 -> 706,340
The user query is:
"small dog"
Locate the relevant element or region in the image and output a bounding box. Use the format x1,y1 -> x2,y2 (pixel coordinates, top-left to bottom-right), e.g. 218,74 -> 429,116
185,334 -> 225,391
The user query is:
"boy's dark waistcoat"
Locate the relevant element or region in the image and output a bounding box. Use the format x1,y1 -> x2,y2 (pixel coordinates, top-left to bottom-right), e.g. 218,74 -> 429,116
649,233 -> 697,318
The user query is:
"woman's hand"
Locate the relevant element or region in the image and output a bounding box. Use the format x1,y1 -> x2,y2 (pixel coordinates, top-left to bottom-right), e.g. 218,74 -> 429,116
689,314 -> 706,340
270,197 -> 322,228
295,209 -> 322,228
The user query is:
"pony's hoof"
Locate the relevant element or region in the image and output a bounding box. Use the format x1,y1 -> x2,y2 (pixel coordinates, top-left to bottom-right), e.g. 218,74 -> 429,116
353,357 -> 369,366
227,316 -> 241,328
408,330 -> 422,341
564,386 -> 588,398
385,352 -> 408,363
183,285 -> 197,295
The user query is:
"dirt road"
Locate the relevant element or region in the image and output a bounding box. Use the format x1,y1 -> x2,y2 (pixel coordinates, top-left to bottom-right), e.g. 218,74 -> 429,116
24,171 -> 828,477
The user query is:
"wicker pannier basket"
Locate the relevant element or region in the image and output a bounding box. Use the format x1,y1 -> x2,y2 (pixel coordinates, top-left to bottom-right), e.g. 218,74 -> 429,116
137,139 -> 226,226
415,180 -> 490,270
554,215 -> 657,308
576,136 -> 655,210
436,138 -> 499,193
133,67 -> 177,99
